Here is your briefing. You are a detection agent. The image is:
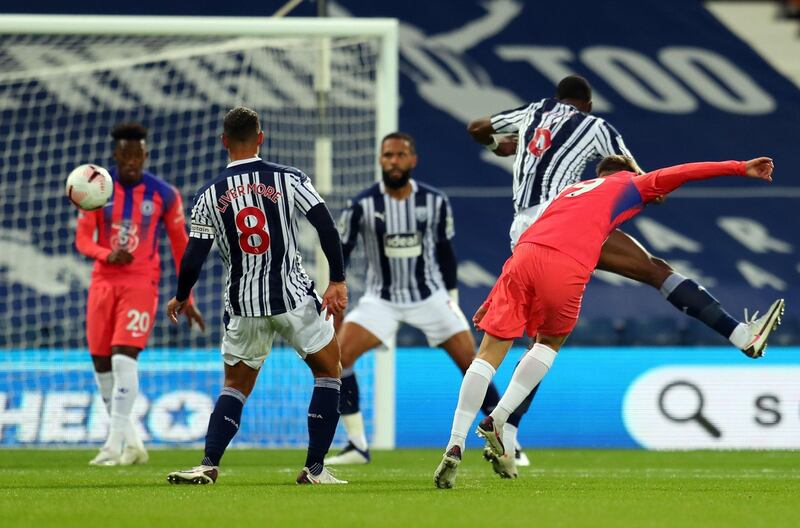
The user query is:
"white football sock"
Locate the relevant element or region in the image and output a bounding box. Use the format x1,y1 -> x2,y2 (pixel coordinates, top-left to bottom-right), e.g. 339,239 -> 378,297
94,371 -> 113,416
104,355 -> 139,454
342,412 -> 368,451
728,322 -> 750,349
447,359 -> 496,452
491,344 -> 557,427
503,423 -> 519,456
124,418 -> 145,450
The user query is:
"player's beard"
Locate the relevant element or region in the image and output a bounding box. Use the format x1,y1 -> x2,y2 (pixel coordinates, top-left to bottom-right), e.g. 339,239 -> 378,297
382,169 -> 411,189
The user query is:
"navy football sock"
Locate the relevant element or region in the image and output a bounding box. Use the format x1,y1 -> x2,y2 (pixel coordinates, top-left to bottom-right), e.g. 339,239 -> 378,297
202,387 -> 246,466
661,274 -> 739,338
481,381 -> 501,416
339,368 -> 360,415
305,377 -> 341,474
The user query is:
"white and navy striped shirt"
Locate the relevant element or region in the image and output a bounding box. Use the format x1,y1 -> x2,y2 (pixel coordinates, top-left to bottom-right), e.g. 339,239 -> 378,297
189,157 -> 324,317
339,180 -> 454,304
492,97 -> 637,213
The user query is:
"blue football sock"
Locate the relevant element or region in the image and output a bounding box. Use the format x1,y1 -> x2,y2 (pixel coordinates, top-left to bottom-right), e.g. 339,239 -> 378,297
202,386 -> 246,466
339,368 -> 359,415
305,377 -> 341,474
661,273 -> 739,338
481,382 -> 501,416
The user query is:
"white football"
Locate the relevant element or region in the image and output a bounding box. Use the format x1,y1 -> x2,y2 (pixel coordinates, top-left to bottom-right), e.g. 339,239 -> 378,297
66,164 -> 113,210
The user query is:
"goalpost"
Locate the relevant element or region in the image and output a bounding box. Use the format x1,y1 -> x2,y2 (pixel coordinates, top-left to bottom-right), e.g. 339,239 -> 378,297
0,15 -> 398,449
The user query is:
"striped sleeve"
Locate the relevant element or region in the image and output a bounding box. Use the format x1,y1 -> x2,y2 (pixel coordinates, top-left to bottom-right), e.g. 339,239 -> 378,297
490,102 -> 533,133
291,171 -> 325,215
189,189 -> 215,240
594,120 -> 637,162
338,198 -> 363,248
436,195 -> 455,242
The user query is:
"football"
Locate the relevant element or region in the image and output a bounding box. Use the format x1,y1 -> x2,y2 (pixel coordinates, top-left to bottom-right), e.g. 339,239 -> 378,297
65,164 -> 113,210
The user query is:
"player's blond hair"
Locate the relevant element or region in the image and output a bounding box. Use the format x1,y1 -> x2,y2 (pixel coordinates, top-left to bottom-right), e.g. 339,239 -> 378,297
596,155 -> 638,176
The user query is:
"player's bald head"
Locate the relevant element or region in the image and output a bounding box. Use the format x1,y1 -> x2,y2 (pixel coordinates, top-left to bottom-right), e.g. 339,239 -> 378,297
224,107 -> 261,144
596,155 -> 638,177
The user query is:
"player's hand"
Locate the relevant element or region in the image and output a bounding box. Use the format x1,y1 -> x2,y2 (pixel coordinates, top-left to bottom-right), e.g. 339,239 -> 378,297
493,134 -> 518,157
107,249 -> 133,265
166,297 -> 188,325
183,302 -> 206,332
321,281 -> 348,320
472,304 -> 488,329
744,157 -> 774,182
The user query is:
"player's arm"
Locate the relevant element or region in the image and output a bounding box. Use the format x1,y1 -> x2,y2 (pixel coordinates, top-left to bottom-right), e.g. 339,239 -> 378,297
163,190 -> 205,330
467,103 -> 529,156
338,198 -> 363,270
167,191 -> 215,327
435,195 -> 459,304
74,209 -> 131,264
634,158 -> 773,203
294,172 -> 347,318
168,237 -> 212,325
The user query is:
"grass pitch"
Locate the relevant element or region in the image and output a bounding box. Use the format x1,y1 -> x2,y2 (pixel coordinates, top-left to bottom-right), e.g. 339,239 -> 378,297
1,449 -> 798,528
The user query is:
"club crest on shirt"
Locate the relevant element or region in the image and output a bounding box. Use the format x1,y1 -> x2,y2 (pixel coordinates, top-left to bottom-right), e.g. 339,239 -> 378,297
415,206 -> 428,223
110,221 -> 140,252
140,199 -> 155,216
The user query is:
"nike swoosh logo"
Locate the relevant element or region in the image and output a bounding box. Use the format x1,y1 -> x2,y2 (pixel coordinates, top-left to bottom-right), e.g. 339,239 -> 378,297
131,332 -> 145,338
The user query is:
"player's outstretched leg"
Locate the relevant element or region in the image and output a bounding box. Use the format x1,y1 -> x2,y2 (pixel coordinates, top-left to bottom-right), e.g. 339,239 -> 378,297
297,337 -> 347,484
167,362 -> 256,485
598,230 -> 785,357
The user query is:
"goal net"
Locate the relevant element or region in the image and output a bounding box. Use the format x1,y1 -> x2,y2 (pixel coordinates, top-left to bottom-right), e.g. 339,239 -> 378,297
0,16 -> 398,448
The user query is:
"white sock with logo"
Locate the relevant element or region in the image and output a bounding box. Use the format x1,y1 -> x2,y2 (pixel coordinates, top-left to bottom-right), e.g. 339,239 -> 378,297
491,344 -> 557,427
343,412 -> 368,451
448,359 -> 496,452
104,355 -> 139,455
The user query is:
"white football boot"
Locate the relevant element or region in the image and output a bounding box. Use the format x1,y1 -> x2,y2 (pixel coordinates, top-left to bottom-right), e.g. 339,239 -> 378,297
89,448 -> 120,466
119,444 -> 149,466
296,466 -> 348,484
167,465 -> 218,485
476,416 -> 505,458
741,299 -> 785,358
433,445 -> 462,489
324,441 -> 371,465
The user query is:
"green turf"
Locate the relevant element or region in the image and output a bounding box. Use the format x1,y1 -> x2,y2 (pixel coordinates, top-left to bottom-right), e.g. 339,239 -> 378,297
1,449 -> 798,528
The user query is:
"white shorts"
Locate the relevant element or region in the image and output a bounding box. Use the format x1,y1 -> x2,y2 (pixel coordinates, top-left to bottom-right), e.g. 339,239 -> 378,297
344,289 -> 470,347
509,202 -> 548,252
221,296 -> 334,370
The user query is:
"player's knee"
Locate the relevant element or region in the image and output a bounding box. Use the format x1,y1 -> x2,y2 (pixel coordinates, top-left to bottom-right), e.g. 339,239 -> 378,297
648,257 -> 674,286
338,342 -> 359,368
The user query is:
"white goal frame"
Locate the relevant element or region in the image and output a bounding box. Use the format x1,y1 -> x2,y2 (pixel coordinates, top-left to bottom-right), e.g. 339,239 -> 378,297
0,14 -> 399,449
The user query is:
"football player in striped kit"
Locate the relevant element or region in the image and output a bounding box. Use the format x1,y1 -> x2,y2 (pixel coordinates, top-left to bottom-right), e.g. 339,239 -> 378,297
324,132 -> 502,465
165,107 -> 348,485
467,76 -> 784,477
